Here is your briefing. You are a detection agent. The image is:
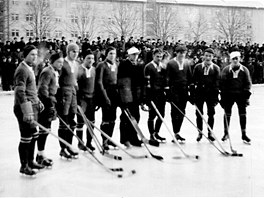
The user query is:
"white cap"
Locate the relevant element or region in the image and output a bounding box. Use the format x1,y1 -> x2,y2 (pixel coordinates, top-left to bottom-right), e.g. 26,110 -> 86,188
230,51 -> 241,59
127,47 -> 140,55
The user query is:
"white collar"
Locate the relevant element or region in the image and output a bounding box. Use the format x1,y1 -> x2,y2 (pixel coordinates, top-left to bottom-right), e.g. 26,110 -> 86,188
202,62 -> 213,68
229,64 -> 244,72
151,60 -> 163,68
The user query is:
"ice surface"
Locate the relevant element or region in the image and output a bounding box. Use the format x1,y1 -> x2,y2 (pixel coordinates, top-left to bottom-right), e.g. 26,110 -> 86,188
0,85 -> 264,197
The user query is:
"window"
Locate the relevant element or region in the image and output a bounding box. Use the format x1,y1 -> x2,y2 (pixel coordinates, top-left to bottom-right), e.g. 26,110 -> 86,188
12,0 -> 19,5
43,31 -> 51,38
70,15 -> 78,23
26,14 -> 33,21
55,30 -> 62,38
42,15 -> 48,21
55,16 -> 62,23
71,31 -> 78,38
11,29 -> 19,37
26,29 -> 34,37
11,14 -> 19,21
26,0 -> 32,6
55,0 -> 62,8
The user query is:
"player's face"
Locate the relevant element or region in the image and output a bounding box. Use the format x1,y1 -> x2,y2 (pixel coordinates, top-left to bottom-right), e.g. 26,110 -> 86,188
129,53 -> 139,63
176,51 -> 186,60
84,55 -> 95,68
68,50 -> 79,61
53,57 -> 64,71
153,52 -> 163,64
204,52 -> 214,63
231,56 -> 240,66
106,50 -> 116,62
25,49 -> 38,65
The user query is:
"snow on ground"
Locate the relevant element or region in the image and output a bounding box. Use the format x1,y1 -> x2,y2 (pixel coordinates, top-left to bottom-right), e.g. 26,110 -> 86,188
0,85 -> 264,197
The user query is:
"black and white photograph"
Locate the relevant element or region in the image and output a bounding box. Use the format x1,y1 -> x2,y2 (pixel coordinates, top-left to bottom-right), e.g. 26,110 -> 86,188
0,0 -> 264,197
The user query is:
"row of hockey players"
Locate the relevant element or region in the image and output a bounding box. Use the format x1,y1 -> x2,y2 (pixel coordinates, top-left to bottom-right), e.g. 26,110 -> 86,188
13,43 -> 252,176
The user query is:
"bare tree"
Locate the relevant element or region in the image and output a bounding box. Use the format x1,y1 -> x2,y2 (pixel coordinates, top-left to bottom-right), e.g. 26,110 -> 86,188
187,11 -> 209,41
149,5 -> 182,42
65,2 -> 96,40
26,0 -> 56,38
104,2 -> 140,39
213,8 -> 252,43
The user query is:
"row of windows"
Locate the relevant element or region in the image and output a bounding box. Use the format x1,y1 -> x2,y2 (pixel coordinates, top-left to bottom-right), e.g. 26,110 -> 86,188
11,29 -> 64,38
11,14 -> 94,23
12,0 -> 63,8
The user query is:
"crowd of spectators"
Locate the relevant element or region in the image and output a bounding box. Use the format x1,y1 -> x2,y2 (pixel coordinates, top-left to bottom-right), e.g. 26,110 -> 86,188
0,35 -> 264,91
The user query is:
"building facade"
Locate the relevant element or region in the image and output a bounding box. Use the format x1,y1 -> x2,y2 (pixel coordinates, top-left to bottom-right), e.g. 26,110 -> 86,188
1,0 -> 264,43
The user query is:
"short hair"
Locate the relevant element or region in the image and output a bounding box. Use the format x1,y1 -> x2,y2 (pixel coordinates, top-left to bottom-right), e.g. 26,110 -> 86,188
204,48 -> 214,54
152,48 -> 163,55
50,52 -> 63,64
105,46 -> 116,57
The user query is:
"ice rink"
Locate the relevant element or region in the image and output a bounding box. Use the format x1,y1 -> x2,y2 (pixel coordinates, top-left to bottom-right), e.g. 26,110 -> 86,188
0,85 -> 264,197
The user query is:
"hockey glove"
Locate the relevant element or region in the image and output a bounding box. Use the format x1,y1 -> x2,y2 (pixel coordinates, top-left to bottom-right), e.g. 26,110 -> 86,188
21,101 -> 34,124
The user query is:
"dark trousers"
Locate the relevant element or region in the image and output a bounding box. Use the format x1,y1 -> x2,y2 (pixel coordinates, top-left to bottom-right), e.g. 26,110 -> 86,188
170,94 -> 187,134
76,97 -> 95,145
120,103 -> 140,144
195,97 -> 216,133
222,95 -> 247,134
148,91 -> 166,135
14,104 -> 39,166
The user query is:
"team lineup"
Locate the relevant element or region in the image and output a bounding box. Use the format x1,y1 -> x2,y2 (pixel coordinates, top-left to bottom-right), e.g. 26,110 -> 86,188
13,42 -> 252,177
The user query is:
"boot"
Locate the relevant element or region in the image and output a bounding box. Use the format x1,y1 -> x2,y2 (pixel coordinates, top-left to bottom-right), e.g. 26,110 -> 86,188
28,161 -> 45,170
28,138 -> 45,170
76,129 -> 87,151
59,148 -> 72,160
172,134 -> 185,143
196,133 -> 203,142
208,132 -> 215,142
66,147 -> 79,159
154,133 -> 166,142
242,131 -> 251,144
36,154 -> 53,167
86,142 -> 95,151
150,134 -> 159,146
20,164 -> 36,176
221,132 -> 229,142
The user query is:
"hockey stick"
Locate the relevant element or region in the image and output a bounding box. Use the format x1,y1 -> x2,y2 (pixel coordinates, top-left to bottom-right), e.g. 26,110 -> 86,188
77,106 -> 148,159
150,101 -> 199,160
170,101 -> 228,156
58,113 -> 122,161
194,105 -> 242,157
223,110 -> 243,156
123,109 -> 164,161
33,121 -> 135,177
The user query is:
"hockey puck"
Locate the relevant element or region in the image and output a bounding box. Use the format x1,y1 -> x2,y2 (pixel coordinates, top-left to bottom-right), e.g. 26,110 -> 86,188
145,155 -> 148,158
131,170 -> 136,174
195,155 -> 199,160
117,174 -> 122,178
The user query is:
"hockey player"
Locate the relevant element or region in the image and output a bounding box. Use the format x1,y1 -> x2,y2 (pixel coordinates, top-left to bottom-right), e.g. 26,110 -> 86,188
56,43 -> 80,159
144,48 -> 167,143
192,48 -> 220,142
165,45 -> 192,143
118,47 -> 144,148
76,50 -> 96,151
95,47 -> 119,150
14,45 -> 45,176
37,52 -> 64,167
220,51 -> 252,144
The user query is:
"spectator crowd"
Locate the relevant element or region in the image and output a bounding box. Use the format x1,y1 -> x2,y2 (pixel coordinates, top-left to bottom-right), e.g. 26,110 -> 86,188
0,35 -> 264,91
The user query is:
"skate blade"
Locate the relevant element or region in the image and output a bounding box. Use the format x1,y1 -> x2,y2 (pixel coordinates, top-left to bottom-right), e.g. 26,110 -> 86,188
243,141 -> 251,145
20,173 -> 37,178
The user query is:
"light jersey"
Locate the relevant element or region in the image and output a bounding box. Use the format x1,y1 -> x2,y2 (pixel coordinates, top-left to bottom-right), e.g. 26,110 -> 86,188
65,57 -> 79,86
81,64 -> 93,78
106,61 -> 117,72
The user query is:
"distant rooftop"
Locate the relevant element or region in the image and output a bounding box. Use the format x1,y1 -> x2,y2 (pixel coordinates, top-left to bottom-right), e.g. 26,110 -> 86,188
156,0 -> 264,9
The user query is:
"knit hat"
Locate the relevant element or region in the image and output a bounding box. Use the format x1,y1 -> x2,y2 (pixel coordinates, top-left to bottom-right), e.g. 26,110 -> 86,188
66,43 -> 79,54
23,45 -> 37,58
50,52 -> 63,64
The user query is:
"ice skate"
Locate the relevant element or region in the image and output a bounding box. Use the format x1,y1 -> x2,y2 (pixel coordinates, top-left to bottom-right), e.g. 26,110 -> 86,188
59,149 -> 72,160
36,154 -> 53,168
154,133 -> 166,143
